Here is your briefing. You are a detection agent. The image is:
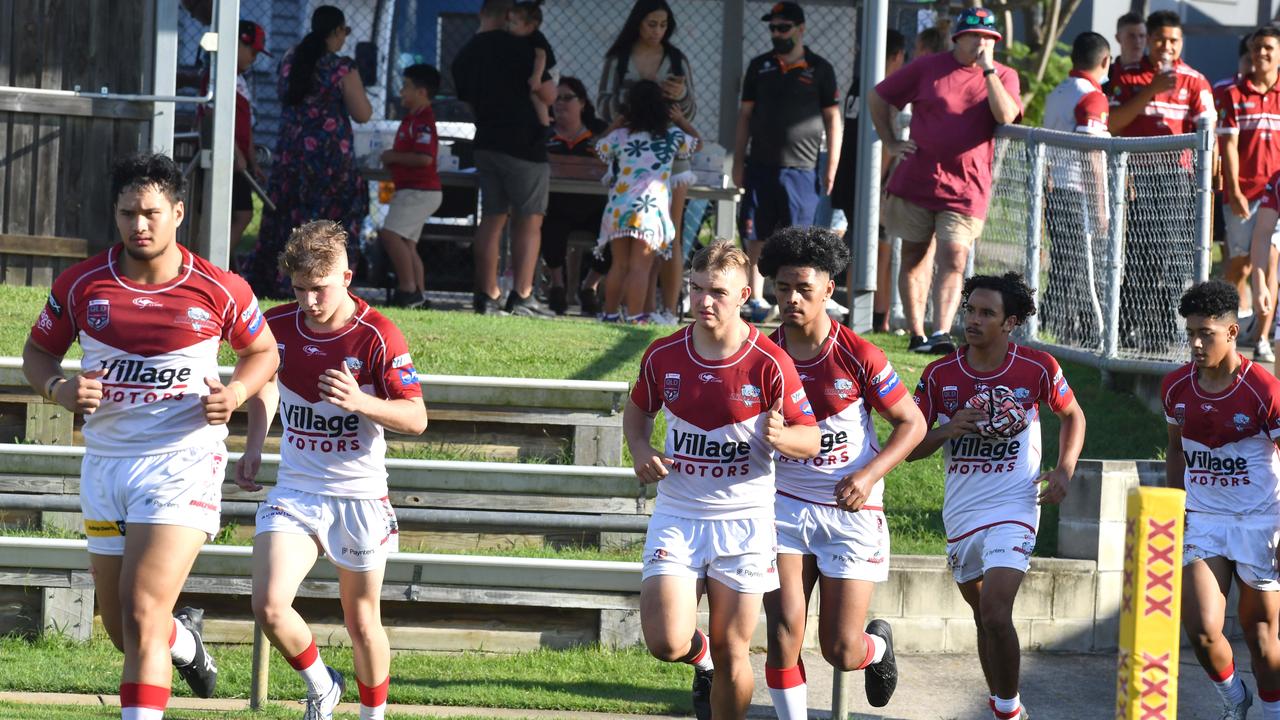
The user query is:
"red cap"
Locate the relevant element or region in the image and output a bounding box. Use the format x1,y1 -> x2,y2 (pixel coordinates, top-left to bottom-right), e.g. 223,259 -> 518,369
239,21 -> 272,57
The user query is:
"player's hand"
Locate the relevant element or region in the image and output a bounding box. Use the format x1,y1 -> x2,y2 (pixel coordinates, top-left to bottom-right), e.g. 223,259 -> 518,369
944,407 -> 985,438
1037,466 -> 1071,505
886,138 -> 917,158
835,467 -> 876,511
1229,191 -> 1252,220
764,397 -> 787,449
56,369 -> 105,415
234,450 -> 264,492
202,376 -> 238,426
633,448 -> 674,485
1149,69 -> 1176,95
319,361 -> 366,413
1261,285 -> 1273,317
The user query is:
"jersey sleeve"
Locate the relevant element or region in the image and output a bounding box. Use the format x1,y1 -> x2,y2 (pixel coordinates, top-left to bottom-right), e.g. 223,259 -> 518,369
629,343 -> 663,414
914,368 -> 939,426
873,58 -> 921,110
1217,86 -> 1239,136
376,324 -> 424,401
1076,91 -> 1110,136
1262,377 -> 1280,441
1041,355 -> 1075,413
771,354 -> 817,427
29,275 -> 77,356
220,272 -> 267,350
818,60 -> 839,109
1191,74 -> 1216,122
861,345 -> 907,412
413,116 -> 437,157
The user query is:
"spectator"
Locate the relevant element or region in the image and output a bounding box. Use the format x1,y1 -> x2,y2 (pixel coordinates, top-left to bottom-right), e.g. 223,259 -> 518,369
378,64 -> 443,309
453,0 -> 557,316
599,0 -> 698,325
1040,31 -> 1111,349
507,0 -> 556,128
230,21 -> 271,256
870,7 -> 1022,354
1223,28 -> 1280,359
1114,12 -> 1146,68
1108,10 -> 1215,351
250,5 -> 371,299
1213,36 -> 1254,322
914,26 -> 946,58
542,77 -> 610,315
594,81 -> 698,323
831,29 -> 906,333
1238,28 -> 1280,362
733,1 -> 842,322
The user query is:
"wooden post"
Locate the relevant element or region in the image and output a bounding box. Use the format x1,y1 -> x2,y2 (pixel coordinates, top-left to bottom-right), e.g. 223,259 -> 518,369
250,621 -> 270,710
1115,487 -> 1184,719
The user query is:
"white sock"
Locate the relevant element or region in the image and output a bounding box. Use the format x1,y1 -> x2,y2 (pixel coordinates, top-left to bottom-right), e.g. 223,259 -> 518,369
766,663 -> 807,720
121,709 -> 164,720
993,694 -> 1021,716
169,617 -> 196,666
1262,698 -> 1280,719
868,632 -> 887,664
360,704 -> 387,720
1212,670 -> 1247,706
288,642 -> 334,699
688,629 -> 714,672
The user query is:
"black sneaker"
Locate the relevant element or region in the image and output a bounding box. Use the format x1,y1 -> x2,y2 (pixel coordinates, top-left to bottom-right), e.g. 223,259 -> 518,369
578,286 -> 600,316
908,334 -> 932,353
691,666 -> 713,720
505,291 -> 553,317
393,289 -> 424,309
473,291 -> 503,315
416,291 -> 432,310
928,332 -> 956,355
864,618 -> 897,707
548,286 -> 568,315
174,607 -> 218,698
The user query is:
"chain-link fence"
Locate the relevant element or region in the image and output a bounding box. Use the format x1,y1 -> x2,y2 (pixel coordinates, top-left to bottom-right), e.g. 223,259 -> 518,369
974,123 -> 1214,371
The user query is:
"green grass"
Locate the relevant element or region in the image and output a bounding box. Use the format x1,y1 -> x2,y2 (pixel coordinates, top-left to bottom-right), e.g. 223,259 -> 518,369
0,701 -> 508,720
0,635 -> 691,715
0,285 -> 1168,556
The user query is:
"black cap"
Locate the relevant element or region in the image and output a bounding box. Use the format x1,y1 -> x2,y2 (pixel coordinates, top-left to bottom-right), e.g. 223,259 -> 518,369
761,2 -> 804,24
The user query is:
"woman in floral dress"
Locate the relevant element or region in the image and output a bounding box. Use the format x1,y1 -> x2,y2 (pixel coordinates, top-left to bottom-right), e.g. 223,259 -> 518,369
249,5 -> 372,298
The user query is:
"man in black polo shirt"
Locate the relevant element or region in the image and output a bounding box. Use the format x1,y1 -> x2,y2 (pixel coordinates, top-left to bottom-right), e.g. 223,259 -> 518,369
733,1 -> 842,322
452,0 -> 557,316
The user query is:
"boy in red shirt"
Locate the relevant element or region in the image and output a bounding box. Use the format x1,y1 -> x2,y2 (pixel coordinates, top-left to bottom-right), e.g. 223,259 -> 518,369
230,20 -> 271,254
379,64 -> 442,308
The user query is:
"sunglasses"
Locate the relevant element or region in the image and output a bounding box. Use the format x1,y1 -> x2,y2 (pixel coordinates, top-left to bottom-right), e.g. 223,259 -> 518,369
555,94 -> 579,102
769,23 -> 794,33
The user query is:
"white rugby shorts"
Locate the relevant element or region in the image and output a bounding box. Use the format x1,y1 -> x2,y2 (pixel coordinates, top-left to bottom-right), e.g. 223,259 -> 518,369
80,443 -> 227,555
775,492 -> 889,582
946,521 -> 1037,584
641,512 -> 779,594
255,486 -> 399,572
1184,512 -> 1280,591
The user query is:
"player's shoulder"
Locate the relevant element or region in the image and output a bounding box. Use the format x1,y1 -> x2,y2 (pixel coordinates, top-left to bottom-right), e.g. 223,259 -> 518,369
1175,61 -> 1210,83
54,247 -> 115,289
920,350 -> 962,382
1241,357 -> 1280,399
747,326 -> 792,367
185,250 -> 252,298
264,302 -> 298,324
1010,344 -> 1061,375
1161,361 -> 1196,396
642,326 -> 690,361
831,324 -> 887,364
353,302 -> 408,345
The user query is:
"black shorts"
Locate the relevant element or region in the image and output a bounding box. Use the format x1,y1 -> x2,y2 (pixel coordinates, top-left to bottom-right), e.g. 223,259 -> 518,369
232,174 -> 254,212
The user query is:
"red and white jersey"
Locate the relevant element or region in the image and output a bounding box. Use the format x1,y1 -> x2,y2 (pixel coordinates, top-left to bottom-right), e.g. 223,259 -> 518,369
1162,356 -> 1280,517
1043,70 -> 1110,192
914,344 -> 1075,540
267,296 -> 423,499
1261,170 -> 1280,213
28,244 -> 265,457
1109,57 -> 1215,137
632,325 -> 817,520
769,323 -> 907,507
1217,76 -> 1280,200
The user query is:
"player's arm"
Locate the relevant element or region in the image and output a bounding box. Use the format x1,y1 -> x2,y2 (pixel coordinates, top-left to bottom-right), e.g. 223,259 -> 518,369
204,324 -> 279,426
1250,205 -> 1280,310
1221,133 -> 1250,219
1108,71 -> 1175,133
906,407 -> 985,461
624,398 -> 671,484
765,397 -> 820,459
318,361 -> 428,436
835,394 -> 927,510
22,338 -> 104,415
1038,398 -> 1086,504
235,374 -> 279,492
1165,423 -> 1186,491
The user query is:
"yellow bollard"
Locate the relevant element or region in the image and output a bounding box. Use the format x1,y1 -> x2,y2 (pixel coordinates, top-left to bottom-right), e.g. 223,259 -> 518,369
1115,487 -> 1186,720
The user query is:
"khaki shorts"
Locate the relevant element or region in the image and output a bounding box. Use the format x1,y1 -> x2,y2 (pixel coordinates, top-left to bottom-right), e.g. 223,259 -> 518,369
383,189 -> 443,241
882,194 -> 984,246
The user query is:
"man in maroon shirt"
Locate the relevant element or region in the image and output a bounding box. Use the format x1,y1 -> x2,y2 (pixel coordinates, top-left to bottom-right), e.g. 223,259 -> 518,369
869,7 -> 1021,357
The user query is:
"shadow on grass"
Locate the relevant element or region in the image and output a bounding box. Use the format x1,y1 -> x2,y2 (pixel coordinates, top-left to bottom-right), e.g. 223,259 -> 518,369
390,676 -> 688,714
569,325 -> 662,384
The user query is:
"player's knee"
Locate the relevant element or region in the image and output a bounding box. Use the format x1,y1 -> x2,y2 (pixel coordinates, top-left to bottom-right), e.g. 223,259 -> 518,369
252,594 -> 290,630
643,634 -> 686,662
343,609 -> 384,647
978,604 -> 1015,636
821,635 -> 867,672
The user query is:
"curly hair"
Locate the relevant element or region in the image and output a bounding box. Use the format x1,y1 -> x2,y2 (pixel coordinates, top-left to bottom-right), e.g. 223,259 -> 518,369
757,226 -> 851,279
279,220 -> 348,279
1179,280 -> 1238,320
963,272 -> 1037,325
111,153 -> 187,206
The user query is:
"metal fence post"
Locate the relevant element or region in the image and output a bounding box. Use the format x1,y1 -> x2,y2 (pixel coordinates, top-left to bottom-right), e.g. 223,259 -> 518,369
1025,137 -> 1047,341
1104,150 -> 1130,363
1194,116 -> 1214,282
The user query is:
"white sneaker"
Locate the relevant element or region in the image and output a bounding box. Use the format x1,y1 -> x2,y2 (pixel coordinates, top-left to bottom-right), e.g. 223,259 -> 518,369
302,666 -> 344,720
650,310 -> 678,326
1256,339 -> 1275,363
1221,688 -> 1252,720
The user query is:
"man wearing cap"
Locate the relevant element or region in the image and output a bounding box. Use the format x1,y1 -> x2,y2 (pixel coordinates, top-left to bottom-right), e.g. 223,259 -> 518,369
231,20 -> 271,254
732,1 -> 842,323
869,7 -> 1022,357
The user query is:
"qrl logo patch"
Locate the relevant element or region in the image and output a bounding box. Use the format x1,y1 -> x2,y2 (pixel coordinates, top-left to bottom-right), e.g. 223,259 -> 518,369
942,385 -> 959,413
86,299 -> 110,330
664,373 -> 681,403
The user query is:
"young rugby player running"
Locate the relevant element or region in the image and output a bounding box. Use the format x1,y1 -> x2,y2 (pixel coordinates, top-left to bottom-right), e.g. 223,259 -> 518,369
757,226 -> 926,717
908,273 -> 1085,720
237,221 -> 428,720
1165,280 -> 1280,719
625,241 -> 820,720
23,153 -> 279,719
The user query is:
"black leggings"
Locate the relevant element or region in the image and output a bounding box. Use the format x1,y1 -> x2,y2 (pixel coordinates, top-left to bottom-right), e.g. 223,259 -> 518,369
541,192 -> 609,276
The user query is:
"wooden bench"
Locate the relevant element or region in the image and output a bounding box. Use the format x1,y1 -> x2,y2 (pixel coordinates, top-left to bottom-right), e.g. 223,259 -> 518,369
0,359 -> 628,465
